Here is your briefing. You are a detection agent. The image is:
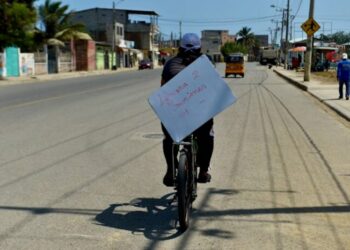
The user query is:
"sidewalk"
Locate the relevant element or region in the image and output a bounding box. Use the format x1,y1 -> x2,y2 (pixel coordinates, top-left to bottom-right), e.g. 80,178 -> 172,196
0,66 -> 142,86
273,66 -> 350,122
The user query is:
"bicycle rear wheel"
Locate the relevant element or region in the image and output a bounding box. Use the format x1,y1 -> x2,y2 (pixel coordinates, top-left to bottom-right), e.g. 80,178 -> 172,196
177,151 -> 191,231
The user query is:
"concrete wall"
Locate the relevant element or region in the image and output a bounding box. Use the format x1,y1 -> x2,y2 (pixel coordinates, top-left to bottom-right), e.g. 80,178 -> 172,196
20,53 -> 35,76
34,49 -> 48,75
0,53 -> 5,77
59,51 -> 73,73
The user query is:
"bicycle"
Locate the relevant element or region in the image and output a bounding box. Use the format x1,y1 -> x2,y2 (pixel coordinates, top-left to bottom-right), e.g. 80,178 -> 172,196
170,134 -> 198,231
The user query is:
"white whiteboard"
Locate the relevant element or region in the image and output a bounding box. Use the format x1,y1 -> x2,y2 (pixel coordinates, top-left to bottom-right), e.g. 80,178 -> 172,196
148,55 -> 236,143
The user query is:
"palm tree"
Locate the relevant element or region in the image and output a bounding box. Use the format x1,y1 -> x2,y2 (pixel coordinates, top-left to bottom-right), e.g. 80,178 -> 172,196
35,0 -> 92,73
35,0 -> 91,46
236,26 -> 256,49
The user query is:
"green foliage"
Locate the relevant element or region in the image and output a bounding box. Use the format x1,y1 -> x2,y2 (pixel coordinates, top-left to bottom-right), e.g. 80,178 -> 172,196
221,42 -> 248,57
236,26 -> 256,49
0,1 -> 37,50
36,0 -> 88,46
318,32 -> 350,45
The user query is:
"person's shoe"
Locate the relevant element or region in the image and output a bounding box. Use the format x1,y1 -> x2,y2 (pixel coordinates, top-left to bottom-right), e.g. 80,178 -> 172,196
197,171 -> 211,183
346,96 -> 349,100
163,170 -> 174,187
338,96 -> 343,100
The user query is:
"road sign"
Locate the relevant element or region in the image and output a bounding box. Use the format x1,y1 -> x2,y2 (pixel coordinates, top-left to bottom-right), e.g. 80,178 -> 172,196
301,18 -> 320,36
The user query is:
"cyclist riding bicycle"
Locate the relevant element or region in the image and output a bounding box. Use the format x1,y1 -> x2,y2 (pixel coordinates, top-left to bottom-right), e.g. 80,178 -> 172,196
160,33 -> 214,187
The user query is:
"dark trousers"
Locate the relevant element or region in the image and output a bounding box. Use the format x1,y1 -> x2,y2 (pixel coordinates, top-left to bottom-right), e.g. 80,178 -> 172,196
161,119 -> 214,172
339,80 -> 350,98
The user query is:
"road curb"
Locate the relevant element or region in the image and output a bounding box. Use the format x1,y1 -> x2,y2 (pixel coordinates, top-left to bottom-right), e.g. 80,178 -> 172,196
273,69 -> 308,91
273,69 -> 350,122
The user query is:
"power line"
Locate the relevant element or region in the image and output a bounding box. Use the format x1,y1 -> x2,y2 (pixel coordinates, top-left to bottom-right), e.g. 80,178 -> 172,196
293,0 -> 303,18
158,15 -> 281,24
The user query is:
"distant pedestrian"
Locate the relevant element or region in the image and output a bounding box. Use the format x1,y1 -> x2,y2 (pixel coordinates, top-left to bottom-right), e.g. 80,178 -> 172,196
324,59 -> 330,71
298,53 -> 302,68
337,53 -> 350,100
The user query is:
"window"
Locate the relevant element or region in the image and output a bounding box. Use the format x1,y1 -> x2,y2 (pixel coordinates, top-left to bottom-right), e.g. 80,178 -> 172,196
116,26 -> 123,36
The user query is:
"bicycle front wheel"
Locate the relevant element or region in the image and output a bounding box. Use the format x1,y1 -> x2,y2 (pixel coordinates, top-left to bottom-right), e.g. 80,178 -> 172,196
177,151 -> 191,231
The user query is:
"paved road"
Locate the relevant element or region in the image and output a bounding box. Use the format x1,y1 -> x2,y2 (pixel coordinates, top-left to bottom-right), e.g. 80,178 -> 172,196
0,63 -> 349,249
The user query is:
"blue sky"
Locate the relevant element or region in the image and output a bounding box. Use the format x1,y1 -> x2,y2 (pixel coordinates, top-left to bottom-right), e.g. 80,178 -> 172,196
35,0 -> 350,42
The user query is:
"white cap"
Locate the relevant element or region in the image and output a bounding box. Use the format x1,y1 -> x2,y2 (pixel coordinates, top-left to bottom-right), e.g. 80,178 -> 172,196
342,53 -> 348,59
180,33 -> 201,51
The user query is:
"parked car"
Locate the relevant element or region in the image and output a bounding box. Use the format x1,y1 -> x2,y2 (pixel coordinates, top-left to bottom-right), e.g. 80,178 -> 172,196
139,59 -> 153,70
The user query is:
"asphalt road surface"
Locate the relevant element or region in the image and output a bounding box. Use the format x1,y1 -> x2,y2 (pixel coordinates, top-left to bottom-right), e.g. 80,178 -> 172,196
0,63 -> 349,250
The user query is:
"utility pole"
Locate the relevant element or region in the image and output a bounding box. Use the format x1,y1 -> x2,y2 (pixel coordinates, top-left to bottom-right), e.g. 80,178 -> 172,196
304,0 -> 315,81
284,0 -> 290,69
274,21 -> 279,48
280,9 -> 285,65
271,20 -> 279,48
111,1 -> 116,70
179,21 -> 182,40
170,32 -> 173,48
290,15 -> 294,40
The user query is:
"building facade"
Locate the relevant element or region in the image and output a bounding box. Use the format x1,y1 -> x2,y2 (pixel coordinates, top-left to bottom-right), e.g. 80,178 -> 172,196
255,35 -> 269,47
201,30 -> 236,62
71,8 -> 160,67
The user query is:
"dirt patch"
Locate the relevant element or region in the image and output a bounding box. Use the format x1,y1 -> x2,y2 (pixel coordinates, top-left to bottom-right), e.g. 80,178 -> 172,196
312,71 -> 337,84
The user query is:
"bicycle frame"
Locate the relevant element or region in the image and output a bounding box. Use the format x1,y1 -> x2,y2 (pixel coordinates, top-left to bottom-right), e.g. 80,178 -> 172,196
171,135 -> 198,201
172,134 -> 198,186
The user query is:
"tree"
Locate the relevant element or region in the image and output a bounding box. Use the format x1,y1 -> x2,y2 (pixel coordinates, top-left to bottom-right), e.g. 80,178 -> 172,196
35,0 -> 90,46
221,42 -> 248,57
236,26 -> 256,49
319,34 -> 331,43
0,0 -> 37,50
318,31 -> 350,45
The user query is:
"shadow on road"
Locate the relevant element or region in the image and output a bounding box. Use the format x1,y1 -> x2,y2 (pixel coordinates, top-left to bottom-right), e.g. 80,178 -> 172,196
94,192 -> 183,240
1,188 -> 349,248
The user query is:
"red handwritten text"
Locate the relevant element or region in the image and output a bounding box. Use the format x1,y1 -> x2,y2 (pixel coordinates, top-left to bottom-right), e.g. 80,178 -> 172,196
174,84 -> 207,108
